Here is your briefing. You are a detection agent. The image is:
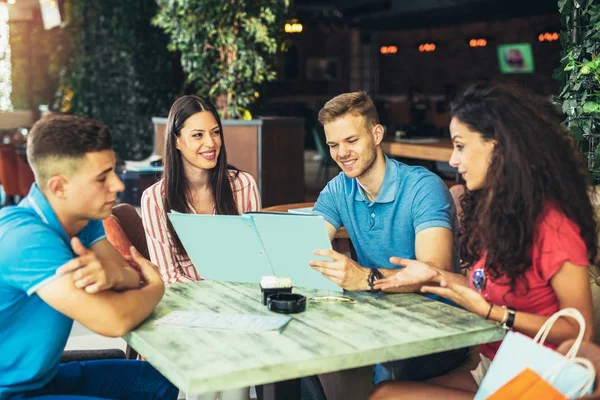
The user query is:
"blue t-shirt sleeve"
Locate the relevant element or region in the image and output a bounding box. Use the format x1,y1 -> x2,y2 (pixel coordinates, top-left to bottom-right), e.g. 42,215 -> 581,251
79,219 -> 106,247
410,174 -> 454,233
2,224 -> 74,296
312,178 -> 343,231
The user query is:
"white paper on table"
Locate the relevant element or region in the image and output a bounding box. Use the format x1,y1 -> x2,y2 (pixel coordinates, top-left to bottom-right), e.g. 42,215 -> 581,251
154,311 -> 292,332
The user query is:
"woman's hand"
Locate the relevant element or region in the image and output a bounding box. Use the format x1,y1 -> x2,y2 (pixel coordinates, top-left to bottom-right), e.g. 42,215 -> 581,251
373,257 -> 440,291
421,280 -> 490,318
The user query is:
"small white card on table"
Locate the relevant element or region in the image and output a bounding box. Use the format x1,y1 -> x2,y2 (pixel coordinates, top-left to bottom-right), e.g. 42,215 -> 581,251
155,311 -> 291,332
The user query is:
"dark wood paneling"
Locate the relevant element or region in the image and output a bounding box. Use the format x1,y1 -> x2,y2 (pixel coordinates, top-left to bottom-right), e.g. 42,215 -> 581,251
260,119 -> 305,207
223,125 -> 259,180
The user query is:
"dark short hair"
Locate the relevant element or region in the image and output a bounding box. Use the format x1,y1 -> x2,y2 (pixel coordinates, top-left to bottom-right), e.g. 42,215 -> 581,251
27,113 -> 113,184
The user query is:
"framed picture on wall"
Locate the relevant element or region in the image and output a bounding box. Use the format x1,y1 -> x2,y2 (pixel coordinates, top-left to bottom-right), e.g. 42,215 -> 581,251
305,57 -> 341,81
497,43 -> 535,74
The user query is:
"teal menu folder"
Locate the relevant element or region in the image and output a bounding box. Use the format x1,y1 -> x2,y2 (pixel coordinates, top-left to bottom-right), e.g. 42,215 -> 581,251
167,212 -> 341,292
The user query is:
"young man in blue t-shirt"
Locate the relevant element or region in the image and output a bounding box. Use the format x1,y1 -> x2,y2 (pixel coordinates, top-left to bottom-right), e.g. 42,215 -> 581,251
308,92 -> 467,395
0,114 -> 177,400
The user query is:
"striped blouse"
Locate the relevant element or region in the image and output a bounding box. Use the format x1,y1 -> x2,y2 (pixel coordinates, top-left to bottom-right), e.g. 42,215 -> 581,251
141,170 -> 261,284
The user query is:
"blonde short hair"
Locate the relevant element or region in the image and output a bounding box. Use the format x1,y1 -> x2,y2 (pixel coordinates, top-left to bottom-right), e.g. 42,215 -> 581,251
317,91 -> 379,130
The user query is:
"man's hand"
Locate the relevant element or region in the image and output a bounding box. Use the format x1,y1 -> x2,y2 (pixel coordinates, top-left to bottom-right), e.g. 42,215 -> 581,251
56,237 -> 125,294
310,249 -> 369,291
373,257 -> 439,291
129,246 -> 163,289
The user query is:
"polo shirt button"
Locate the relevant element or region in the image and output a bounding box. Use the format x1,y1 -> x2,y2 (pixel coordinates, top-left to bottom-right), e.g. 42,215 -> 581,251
371,213 -> 375,217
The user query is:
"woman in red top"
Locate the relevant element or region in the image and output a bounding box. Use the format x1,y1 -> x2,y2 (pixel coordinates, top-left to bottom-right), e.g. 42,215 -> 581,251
370,82 -> 597,400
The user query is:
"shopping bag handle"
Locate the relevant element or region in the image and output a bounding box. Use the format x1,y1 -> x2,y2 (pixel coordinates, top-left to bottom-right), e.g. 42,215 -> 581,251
533,308 -> 586,359
545,357 -> 596,398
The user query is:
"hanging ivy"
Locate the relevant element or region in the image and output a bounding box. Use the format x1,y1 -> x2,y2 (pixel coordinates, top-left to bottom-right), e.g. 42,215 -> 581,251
555,0 -> 600,182
57,0 -> 179,160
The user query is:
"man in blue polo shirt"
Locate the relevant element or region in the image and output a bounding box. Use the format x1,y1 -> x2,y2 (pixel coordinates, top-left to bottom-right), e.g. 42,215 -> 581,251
308,92 -> 466,396
0,114 -> 177,400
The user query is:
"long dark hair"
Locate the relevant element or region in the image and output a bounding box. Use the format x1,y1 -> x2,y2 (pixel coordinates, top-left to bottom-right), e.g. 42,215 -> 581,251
163,95 -> 239,257
452,82 -> 597,293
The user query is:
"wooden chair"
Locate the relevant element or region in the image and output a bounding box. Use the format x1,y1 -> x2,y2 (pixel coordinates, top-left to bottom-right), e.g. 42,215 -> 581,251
60,348 -> 127,363
61,204 -> 143,362
101,203 -> 149,360
104,203 -> 150,260
449,184 -> 466,224
311,128 -> 337,184
16,153 -> 35,196
0,144 -> 20,205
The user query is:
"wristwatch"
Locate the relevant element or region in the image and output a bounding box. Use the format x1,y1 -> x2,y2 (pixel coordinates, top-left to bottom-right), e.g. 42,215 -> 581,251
503,307 -> 516,330
367,268 -> 384,292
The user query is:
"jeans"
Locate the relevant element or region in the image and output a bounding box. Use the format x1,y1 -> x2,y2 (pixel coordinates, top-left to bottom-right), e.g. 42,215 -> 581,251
372,347 -> 470,385
8,360 -> 178,400
300,347 -> 469,399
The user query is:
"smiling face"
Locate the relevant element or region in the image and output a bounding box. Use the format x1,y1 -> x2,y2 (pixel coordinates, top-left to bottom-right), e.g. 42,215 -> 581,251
323,114 -> 383,179
176,111 -> 222,172
449,117 -> 496,191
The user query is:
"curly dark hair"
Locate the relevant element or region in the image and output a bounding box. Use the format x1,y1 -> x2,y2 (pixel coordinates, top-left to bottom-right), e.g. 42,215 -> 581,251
452,82 -> 598,293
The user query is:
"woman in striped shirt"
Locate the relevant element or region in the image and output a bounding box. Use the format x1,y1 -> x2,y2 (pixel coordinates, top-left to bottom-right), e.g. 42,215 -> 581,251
141,95 -> 261,285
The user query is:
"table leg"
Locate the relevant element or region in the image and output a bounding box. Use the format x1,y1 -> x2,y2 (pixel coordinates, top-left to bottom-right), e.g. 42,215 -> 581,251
256,379 -> 301,400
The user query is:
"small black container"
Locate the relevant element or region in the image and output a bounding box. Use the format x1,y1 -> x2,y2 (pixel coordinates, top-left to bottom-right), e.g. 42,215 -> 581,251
267,293 -> 307,314
261,286 -> 292,305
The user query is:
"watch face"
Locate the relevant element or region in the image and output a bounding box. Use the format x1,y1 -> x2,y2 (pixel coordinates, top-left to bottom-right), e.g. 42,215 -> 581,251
368,270 -> 375,286
367,269 -> 381,292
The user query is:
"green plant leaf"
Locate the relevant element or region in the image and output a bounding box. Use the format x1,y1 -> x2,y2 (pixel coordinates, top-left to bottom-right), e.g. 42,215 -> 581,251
558,0 -> 570,13
558,0 -> 600,179
570,125 -> 584,140
580,62 -> 594,75
154,0 -> 289,117
55,0 -> 178,160
583,102 -> 600,113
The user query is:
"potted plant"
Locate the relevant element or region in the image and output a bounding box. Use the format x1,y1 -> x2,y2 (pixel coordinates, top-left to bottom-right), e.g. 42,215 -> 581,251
153,0 -> 289,119
152,1 -> 306,207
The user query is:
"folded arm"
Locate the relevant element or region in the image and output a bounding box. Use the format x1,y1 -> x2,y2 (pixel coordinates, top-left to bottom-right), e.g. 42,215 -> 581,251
38,247 -> 165,338
90,238 -> 143,290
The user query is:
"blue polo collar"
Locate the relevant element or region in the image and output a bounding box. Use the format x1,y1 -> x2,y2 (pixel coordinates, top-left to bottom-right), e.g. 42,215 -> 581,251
354,156 -> 398,204
21,183 -> 71,246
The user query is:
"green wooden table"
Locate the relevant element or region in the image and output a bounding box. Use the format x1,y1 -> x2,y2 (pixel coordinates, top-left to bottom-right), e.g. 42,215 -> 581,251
124,280 -> 505,397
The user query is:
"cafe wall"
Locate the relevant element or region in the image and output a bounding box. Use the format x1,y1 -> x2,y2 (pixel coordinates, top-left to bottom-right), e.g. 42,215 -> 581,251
377,13 -> 561,96
271,25 -> 353,97
275,13 -> 561,98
